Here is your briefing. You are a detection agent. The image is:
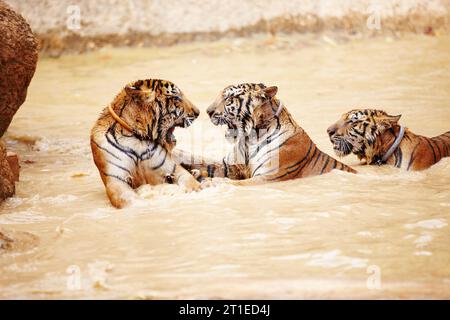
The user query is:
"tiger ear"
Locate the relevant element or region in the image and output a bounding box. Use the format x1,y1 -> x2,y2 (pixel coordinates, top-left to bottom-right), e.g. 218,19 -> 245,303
378,114 -> 402,130
262,86 -> 278,100
125,86 -> 156,102
125,86 -> 140,96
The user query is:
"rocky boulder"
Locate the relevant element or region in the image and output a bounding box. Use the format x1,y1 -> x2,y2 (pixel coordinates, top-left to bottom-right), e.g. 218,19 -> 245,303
0,141 -> 14,201
0,0 -> 38,137
0,227 -> 39,253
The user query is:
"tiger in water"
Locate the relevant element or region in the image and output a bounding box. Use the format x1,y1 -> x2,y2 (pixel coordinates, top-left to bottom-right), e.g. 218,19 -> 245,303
176,83 -> 356,186
327,109 -> 450,170
91,79 -> 201,208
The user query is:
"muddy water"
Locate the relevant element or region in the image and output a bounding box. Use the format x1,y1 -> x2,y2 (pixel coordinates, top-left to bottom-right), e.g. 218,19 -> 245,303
1,34 -> 449,299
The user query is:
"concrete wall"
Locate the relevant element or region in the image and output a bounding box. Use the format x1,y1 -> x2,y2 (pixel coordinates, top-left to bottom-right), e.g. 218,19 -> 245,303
5,0 -> 450,55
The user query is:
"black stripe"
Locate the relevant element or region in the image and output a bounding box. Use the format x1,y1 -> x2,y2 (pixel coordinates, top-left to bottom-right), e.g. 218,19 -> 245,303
151,150 -> 167,170
269,141 -> 314,181
291,146 -> 317,178
331,159 -> 337,170
106,160 -> 131,174
207,165 -> 215,178
249,129 -> 285,160
407,142 -> 420,171
362,122 -> 369,135
236,140 -> 249,166
310,151 -> 322,170
434,137 -> 449,156
256,166 -> 278,176
258,137 -> 291,161
102,172 -> 131,186
118,100 -> 127,117
236,96 -> 245,117
251,156 -> 272,177
320,156 -> 330,175
141,143 -> 159,161
106,126 -> 139,164
431,138 -> 442,160
302,146 -> 318,171
424,137 -> 437,163
222,158 -> 229,178
286,140 -> 314,170
92,140 -> 121,161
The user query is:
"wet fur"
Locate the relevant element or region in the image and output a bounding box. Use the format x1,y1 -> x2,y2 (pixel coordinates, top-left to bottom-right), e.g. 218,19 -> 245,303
327,109 -> 450,170
91,79 -> 200,208
177,83 -> 356,186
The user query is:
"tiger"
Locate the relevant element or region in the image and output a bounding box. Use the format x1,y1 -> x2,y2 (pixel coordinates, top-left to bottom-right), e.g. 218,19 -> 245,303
176,83 -> 356,186
90,79 -> 201,208
327,109 -> 450,170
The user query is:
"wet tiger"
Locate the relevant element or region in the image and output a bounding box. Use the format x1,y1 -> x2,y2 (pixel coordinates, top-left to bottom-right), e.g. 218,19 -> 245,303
327,109 -> 450,170
176,83 -> 355,186
91,79 -> 201,208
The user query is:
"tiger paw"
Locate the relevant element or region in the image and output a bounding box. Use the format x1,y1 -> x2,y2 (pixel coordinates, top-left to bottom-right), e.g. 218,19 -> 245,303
180,176 -> 201,193
190,169 -> 202,180
200,177 -> 231,189
199,177 -> 213,189
190,168 -> 210,182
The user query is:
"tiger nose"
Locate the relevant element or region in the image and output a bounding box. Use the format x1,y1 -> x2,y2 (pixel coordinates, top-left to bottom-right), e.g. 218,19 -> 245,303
327,125 -> 337,137
206,106 -> 215,118
192,106 -> 200,118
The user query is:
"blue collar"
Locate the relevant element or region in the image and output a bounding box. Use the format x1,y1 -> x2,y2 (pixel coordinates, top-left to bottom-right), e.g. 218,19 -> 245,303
380,126 -> 405,163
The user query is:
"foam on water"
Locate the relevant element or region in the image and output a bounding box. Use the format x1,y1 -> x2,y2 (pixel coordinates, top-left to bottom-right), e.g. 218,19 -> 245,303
0,209 -> 62,224
404,219 -> 448,229
272,250 -> 368,269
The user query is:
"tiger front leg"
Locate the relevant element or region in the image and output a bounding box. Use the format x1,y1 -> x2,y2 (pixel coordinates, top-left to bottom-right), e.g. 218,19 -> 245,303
172,149 -> 224,180
190,162 -> 248,181
172,164 -> 201,192
200,175 -> 270,188
173,149 -> 248,181
147,151 -> 201,193
104,177 -> 140,209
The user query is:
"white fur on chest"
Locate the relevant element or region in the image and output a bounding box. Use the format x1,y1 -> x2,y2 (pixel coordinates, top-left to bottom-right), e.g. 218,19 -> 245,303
226,128 -> 291,177
99,131 -> 170,185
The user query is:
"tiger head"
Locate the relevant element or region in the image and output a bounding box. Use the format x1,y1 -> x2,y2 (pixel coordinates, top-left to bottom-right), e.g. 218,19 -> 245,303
327,109 -> 401,163
119,79 -> 199,150
206,83 -> 279,140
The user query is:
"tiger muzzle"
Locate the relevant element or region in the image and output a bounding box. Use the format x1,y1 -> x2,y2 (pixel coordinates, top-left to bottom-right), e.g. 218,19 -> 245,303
206,105 -> 216,118
327,124 -> 338,140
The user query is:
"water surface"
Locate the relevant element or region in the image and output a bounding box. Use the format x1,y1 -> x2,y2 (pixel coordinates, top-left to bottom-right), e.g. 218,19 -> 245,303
1,34 -> 449,298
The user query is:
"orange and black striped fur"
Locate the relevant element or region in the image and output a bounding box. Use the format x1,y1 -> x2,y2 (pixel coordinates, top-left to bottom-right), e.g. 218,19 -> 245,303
327,109 -> 450,170
91,79 -> 201,208
176,83 -> 355,186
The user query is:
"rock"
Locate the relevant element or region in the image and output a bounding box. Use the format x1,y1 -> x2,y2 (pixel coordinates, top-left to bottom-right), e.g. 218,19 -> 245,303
0,227 -> 39,253
0,0 -> 38,137
0,141 -> 15,201
6,152 -> 19,182
0,230 -> 14,250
